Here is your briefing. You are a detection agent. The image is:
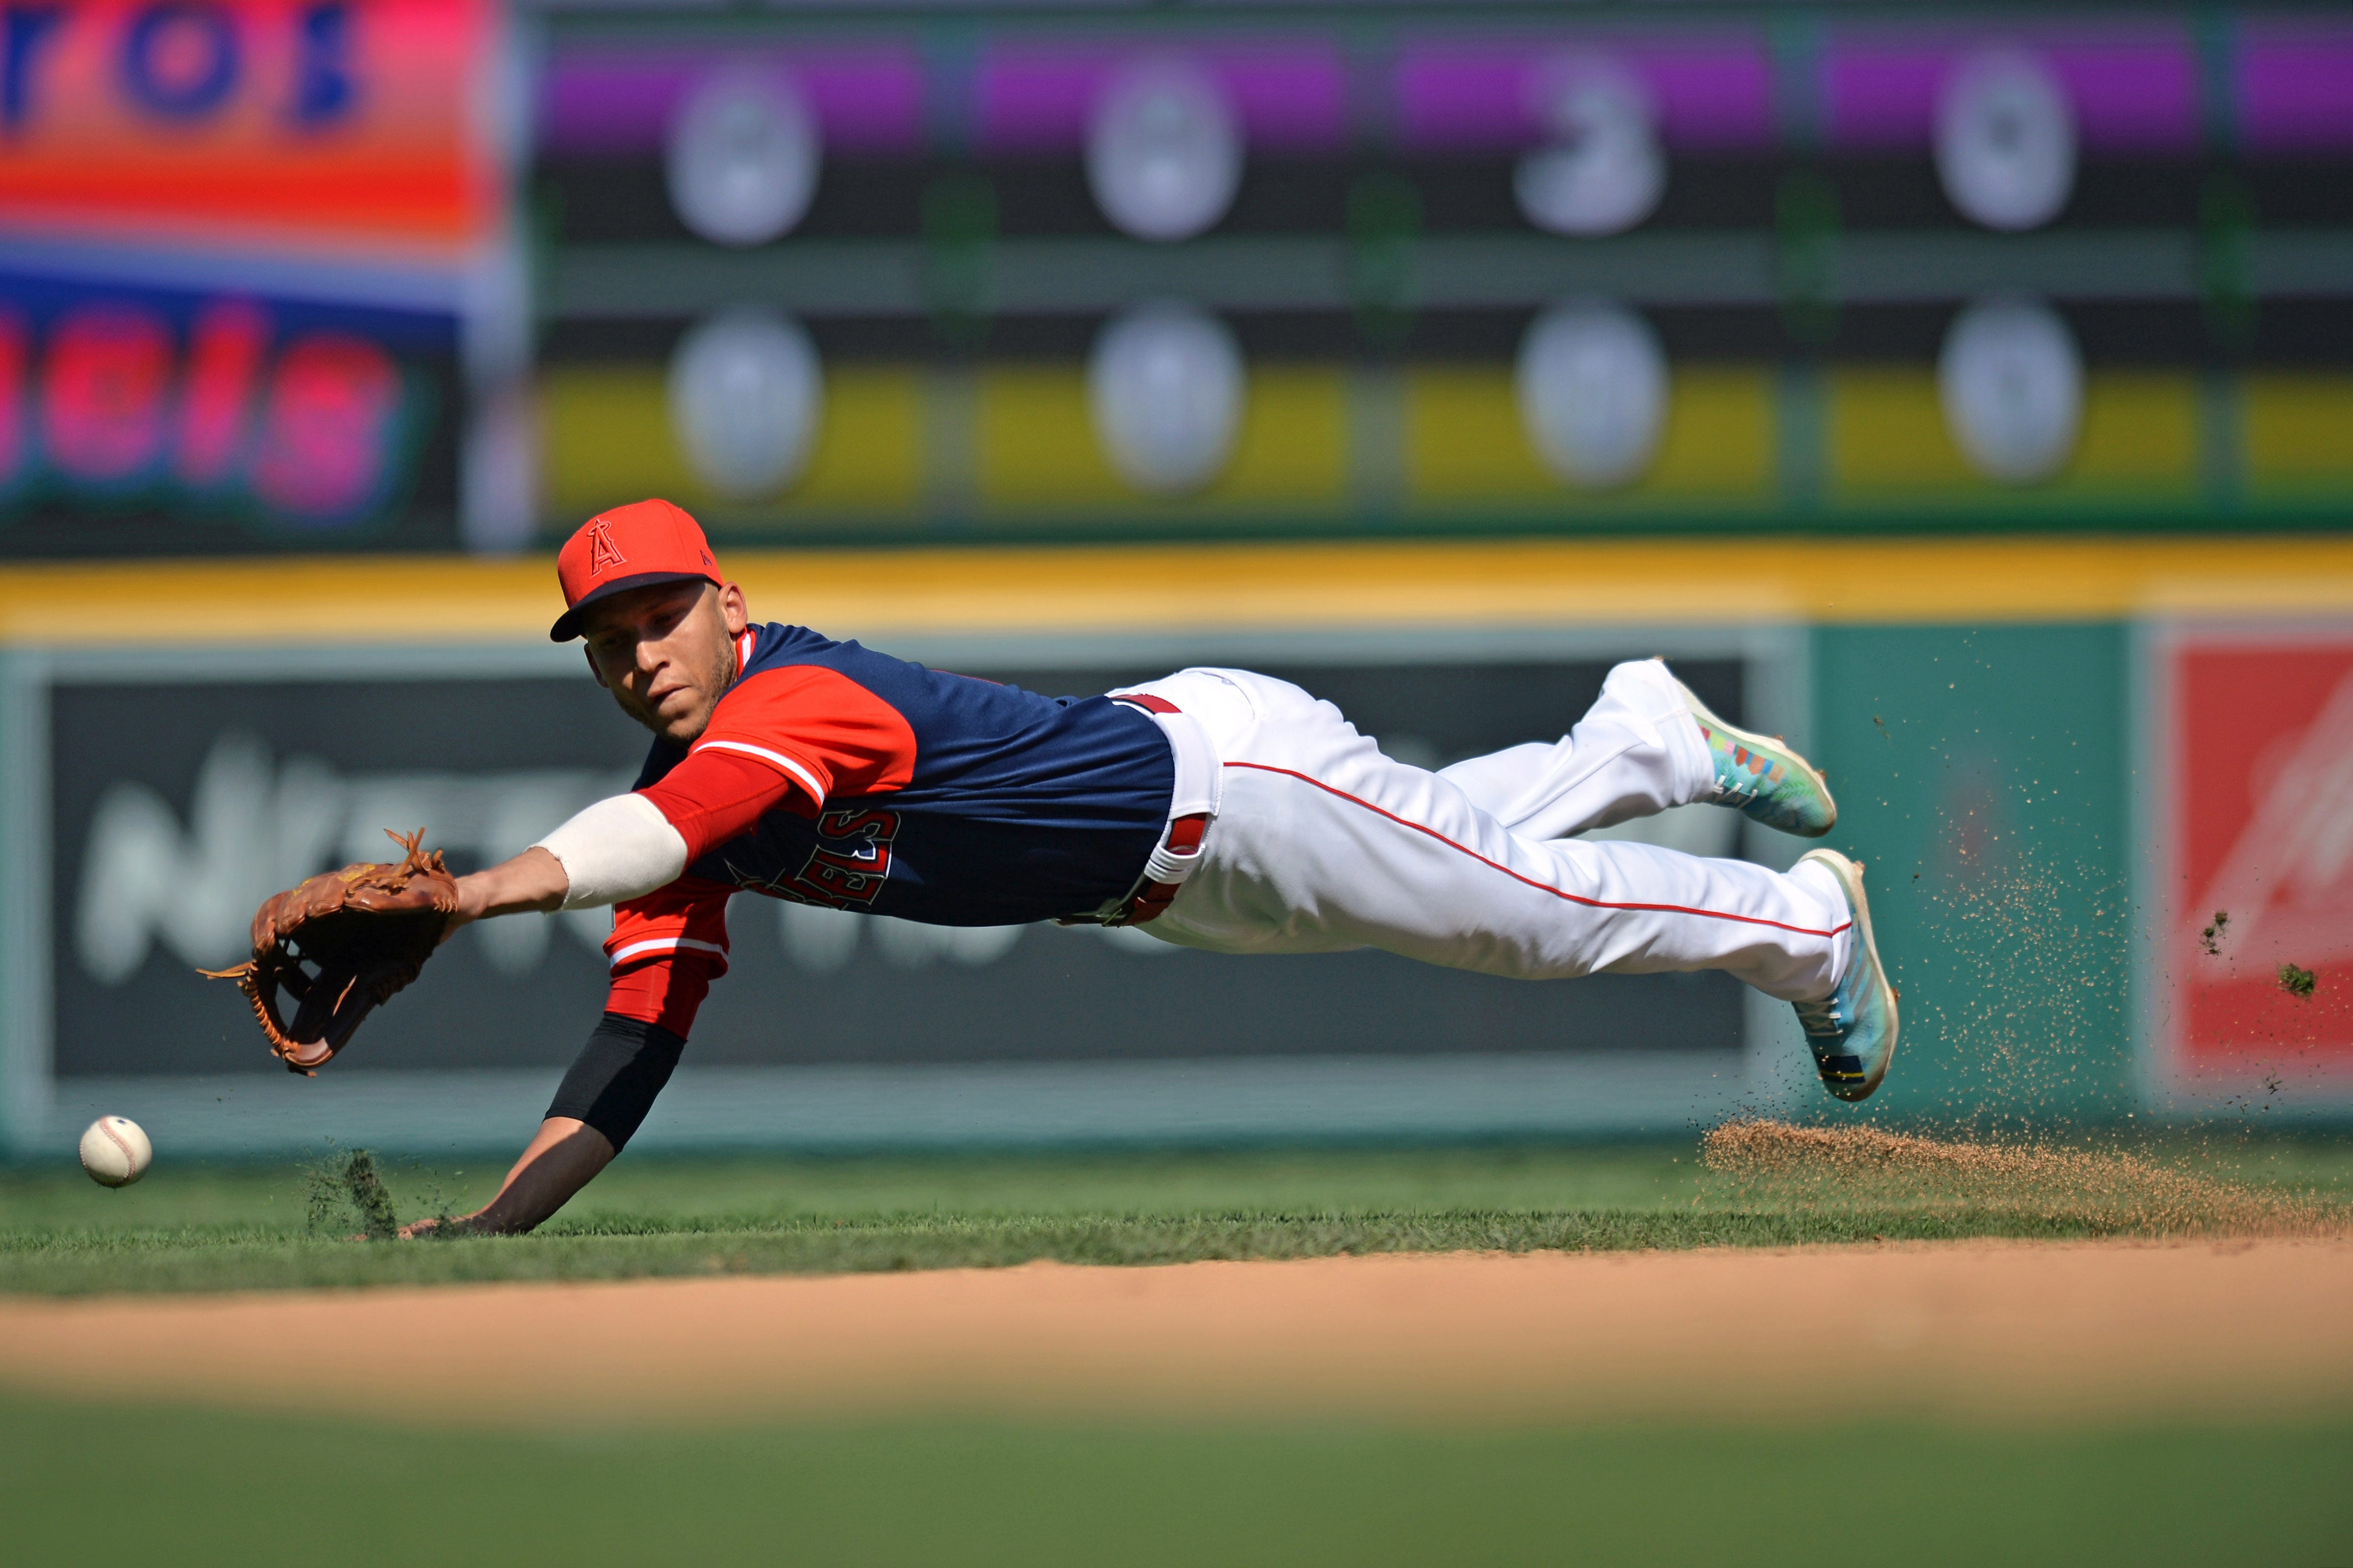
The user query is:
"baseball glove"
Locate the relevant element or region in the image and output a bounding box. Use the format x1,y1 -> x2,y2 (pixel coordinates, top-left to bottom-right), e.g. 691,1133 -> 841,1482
201,828 -> 460,1075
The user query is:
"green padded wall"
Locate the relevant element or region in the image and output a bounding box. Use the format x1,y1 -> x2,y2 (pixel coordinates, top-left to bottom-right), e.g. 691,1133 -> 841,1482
1813,624 -> 2133,1124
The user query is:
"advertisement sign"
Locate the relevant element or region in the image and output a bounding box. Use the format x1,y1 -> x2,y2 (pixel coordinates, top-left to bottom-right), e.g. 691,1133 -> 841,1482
4,631 -> 1805,1150
0,0 -> 498,260
0,269 -> 457,551
0,0 -> 496,554
2147,626 -> 2353,1107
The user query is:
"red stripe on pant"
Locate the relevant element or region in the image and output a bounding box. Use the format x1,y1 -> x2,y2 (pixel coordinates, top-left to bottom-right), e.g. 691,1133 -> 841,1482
1223,762 -> 1851,940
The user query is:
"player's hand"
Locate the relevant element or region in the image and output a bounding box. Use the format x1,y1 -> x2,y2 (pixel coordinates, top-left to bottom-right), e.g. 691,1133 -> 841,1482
397,1216 -> 458,1239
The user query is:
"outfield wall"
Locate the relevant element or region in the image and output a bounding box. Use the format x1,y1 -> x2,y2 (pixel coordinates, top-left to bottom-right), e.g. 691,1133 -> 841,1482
3,537 -> 2349,1155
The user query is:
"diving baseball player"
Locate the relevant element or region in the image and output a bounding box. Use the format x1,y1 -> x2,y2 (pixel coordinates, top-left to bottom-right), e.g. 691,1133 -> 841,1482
241,498 -> 1898,1235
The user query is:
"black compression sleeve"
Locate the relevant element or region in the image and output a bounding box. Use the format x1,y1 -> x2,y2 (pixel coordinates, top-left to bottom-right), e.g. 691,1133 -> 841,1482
546,1013 -> 686,1153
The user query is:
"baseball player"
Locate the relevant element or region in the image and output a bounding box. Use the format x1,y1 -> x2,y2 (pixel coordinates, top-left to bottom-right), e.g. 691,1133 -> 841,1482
371,499 -> 1894,1234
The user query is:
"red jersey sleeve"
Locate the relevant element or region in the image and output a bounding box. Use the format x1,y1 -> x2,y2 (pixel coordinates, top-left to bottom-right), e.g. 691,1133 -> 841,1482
638,748 -> 802,863
602,875 -> 734,1037
685,665 -> 918,810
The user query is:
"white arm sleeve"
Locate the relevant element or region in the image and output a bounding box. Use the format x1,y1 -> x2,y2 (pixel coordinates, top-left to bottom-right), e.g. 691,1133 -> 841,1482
533,793 -> 690,910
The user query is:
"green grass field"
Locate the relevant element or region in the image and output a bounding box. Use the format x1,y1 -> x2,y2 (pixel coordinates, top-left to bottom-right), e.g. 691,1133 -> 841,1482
5,1137 -> 2349,1564
3,1135 -> 2349,1294
2,1393 -> 2346,1567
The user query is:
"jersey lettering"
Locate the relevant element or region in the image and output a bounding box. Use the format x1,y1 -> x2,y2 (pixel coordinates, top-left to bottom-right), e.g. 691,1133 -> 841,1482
733,807 -> 902,908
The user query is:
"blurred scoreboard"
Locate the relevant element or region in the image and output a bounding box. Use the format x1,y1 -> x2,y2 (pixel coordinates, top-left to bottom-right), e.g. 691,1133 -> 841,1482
1,1 -> 2348,556
531,3 -> 2353,548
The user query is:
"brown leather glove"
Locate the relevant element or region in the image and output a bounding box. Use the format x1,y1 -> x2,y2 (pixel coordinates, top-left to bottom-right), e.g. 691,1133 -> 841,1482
203,828 -> 460,1075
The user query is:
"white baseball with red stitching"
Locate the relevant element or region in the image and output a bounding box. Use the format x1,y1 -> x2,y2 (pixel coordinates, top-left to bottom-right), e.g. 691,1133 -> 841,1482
78,1116 -> 152,1188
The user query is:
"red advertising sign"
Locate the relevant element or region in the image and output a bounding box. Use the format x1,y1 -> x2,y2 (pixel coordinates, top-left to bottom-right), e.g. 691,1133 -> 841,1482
2153,629 -> 2353,1102
0,0 -> 496,259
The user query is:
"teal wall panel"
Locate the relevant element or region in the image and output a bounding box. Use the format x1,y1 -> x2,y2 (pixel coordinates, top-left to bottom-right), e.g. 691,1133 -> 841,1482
1812,624 -> 2133,1125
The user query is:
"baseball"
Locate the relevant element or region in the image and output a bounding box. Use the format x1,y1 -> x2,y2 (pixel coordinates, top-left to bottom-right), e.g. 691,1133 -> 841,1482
79,1116 -> 152,1188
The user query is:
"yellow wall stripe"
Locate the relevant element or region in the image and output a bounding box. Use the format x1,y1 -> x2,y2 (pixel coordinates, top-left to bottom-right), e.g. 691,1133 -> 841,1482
1830,370 -> 2202,500
1403,367 -> 1773,504
973,365 -> 1351,513
2244,375 -> 2353,488
7,536 -> 2353,646
543,366 -> 925,521
974,367 -> 1126,507
546,364 -> 2353,526
1215,368 -> 1350,505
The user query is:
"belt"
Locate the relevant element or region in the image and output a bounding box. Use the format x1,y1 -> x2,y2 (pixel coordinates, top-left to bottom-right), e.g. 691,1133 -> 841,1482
1106,810 -> 1211,926
1067,691 -> 1219,928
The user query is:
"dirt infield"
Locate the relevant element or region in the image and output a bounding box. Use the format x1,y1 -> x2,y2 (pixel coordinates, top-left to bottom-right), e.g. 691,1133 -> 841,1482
3,1238 -> 2348,1428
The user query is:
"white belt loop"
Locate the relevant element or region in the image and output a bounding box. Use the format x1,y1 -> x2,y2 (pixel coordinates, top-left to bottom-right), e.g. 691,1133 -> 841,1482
1094,689 -> 1226,924
1107,687 -> 1224,826
1149,705 -> 1222,823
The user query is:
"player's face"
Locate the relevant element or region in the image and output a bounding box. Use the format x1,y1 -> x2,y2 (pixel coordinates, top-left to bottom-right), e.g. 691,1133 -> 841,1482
580,580 -> 748,744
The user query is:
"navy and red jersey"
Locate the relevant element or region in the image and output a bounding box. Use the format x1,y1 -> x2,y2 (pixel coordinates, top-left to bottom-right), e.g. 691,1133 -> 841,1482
601,623 -> 1173,1036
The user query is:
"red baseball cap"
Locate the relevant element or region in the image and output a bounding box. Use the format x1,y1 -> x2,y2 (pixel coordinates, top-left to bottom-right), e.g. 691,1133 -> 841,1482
550,498 -> 725,641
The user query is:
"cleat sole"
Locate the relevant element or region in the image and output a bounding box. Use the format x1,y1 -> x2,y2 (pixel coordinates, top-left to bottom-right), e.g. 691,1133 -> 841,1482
1800,850 -> 1899,1103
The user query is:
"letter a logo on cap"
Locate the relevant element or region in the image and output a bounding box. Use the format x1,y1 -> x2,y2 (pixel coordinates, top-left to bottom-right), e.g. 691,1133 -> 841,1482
586,520 -> 628,578
550,498 -> 724,642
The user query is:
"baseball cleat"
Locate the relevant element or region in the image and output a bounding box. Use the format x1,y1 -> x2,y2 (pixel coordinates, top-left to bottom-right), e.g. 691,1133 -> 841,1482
1655,660 -> 1837,838
1791,849 -> 1898,1102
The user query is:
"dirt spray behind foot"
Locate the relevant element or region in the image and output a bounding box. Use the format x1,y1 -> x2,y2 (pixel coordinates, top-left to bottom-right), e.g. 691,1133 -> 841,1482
1699,1119 -> 2346,1238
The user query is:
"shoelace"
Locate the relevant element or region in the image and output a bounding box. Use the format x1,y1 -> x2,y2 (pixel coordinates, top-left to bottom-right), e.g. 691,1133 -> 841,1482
1792,990 -> 1845,1039
1704,732 -> 1782,801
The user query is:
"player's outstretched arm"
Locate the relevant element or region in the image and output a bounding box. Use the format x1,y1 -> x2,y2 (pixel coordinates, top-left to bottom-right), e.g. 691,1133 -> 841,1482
446,845 -> 571,929
400,1011 -> 693,1238
445,796 -> 710,933
414,833 -> 714,1238
401,1116 -> 614,1238
400,847 -> 628,1235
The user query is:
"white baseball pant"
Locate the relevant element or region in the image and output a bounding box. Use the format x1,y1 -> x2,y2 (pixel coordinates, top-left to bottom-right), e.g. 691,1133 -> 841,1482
1118,661 -> 1854,1003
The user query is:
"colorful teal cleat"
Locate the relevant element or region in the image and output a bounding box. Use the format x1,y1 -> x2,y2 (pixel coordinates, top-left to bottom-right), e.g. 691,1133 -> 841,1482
1791,849 -> 1899,1102
1657,659 -> 1838,838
